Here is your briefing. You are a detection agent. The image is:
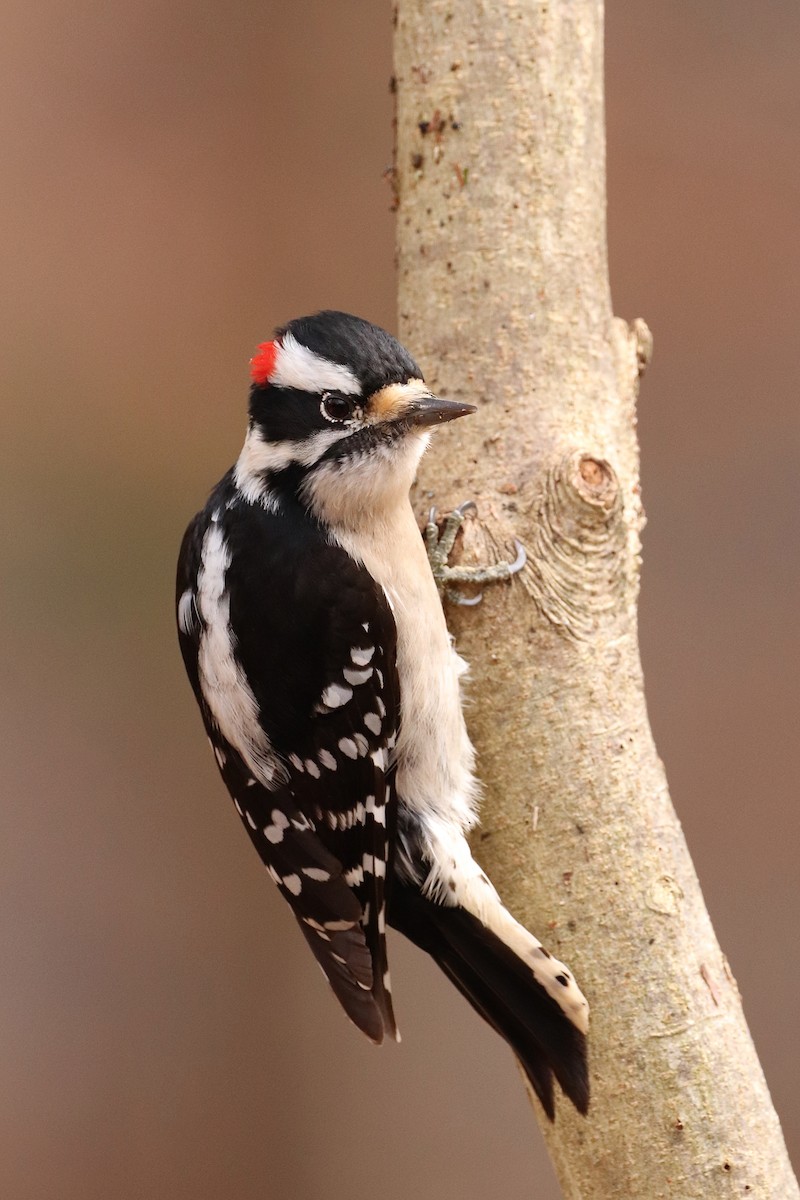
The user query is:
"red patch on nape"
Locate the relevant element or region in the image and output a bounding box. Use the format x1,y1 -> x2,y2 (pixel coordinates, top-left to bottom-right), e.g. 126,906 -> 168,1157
249,340 -> 278,386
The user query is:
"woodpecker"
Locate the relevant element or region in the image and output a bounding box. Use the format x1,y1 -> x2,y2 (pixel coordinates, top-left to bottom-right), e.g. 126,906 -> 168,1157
176,311 -> 589,1119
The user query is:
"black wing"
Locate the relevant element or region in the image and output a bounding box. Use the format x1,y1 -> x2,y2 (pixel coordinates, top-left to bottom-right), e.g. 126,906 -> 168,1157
177,483 -> 400,1043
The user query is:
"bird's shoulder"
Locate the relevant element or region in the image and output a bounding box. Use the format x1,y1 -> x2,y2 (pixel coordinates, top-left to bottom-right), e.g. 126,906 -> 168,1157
177,471 -> 399,748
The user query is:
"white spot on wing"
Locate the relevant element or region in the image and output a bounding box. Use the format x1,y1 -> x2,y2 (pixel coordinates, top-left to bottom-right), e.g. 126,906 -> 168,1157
318,749 -> 337,771
264,810 -> 290,843
304,759 -> 321,779
321,682 -> 353,709
338,737 -> 358,760
363,712 -> 382,736
351,646 -> 375,666
302,867 -> 331,882
343,667 -> 373,686
365,794 -> 386,825
334,803 -> 365,832
282,873 -> 302,896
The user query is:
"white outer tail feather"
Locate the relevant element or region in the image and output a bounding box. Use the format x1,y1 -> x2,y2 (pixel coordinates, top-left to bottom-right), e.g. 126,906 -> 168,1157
420,816 -> 590,1035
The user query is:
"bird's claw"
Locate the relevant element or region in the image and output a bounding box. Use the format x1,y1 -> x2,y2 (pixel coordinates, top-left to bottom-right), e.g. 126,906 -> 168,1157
425,503 -> 526,606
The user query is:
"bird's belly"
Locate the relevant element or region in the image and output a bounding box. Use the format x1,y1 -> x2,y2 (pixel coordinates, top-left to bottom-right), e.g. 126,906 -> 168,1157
333,507 -> 479,831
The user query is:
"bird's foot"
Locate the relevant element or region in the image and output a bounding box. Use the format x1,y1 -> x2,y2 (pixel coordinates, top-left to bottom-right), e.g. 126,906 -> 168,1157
425,501 -> 526,606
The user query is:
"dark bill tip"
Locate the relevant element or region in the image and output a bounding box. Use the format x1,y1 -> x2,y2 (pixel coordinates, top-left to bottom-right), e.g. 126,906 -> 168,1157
405,394 -> 477,428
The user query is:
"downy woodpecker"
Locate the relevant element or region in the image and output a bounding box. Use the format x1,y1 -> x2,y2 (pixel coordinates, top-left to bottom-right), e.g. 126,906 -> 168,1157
176,311 -> 589,1118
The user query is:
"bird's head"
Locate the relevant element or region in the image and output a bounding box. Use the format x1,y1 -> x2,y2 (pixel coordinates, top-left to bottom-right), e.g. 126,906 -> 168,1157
235,311 -> 475,523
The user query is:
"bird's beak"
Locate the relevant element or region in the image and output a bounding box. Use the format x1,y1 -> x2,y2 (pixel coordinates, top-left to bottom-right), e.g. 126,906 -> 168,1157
403,393 -> 477,428
368,379 -> 476,427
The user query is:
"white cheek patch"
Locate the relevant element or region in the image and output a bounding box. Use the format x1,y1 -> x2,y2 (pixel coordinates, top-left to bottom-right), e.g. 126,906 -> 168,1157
270,332 -> 361,396
234,427 -> 354,504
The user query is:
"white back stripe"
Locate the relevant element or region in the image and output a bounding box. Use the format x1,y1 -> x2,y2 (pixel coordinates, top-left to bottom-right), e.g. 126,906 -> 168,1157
196,521 -> 279,787
177,589 -> 197,635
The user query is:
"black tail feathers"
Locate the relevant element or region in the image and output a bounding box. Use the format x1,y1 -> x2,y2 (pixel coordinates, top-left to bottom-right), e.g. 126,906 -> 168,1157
389,882 -> 589,1120
297,915 -> 398,1045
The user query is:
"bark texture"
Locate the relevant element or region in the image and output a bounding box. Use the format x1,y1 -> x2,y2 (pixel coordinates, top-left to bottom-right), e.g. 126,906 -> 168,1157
393,2 -> 798,1196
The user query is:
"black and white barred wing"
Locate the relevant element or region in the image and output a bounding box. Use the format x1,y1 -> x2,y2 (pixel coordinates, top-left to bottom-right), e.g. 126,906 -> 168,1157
223,757 -> 396,1046
176,497 -> 400,1044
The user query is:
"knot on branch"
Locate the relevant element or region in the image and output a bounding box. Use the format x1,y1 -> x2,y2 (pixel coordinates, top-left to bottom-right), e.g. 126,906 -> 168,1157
612,316 -> 653,400
632,317 -> 654,377
522,451 -> 627,639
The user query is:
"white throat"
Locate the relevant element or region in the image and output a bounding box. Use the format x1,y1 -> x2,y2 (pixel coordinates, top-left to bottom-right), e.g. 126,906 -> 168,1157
301,431 -> 430,532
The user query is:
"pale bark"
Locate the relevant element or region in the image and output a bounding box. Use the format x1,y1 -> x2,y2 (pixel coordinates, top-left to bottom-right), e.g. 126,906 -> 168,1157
393,2 -> 798,1197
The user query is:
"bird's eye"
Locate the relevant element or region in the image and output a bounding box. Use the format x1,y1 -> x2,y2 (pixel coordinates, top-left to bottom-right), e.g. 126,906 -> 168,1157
321,393 -> 355,422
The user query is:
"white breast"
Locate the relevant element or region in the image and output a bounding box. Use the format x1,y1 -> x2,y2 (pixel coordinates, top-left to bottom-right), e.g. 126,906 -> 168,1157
302,431 -> 480,830
331,503 -> 480,833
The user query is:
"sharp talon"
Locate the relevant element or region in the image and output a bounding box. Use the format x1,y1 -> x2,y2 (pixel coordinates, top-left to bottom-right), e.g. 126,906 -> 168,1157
448,589 -> 483,607
455,500 -> 477,518
424,499 -> 523,606
508,539 -> 526,575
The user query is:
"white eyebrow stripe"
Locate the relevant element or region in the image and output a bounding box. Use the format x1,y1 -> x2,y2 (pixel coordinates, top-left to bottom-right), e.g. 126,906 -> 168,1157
270,332 -> 361,396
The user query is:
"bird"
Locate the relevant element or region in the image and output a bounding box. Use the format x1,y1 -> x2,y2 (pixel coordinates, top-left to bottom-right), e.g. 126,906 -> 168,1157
176,310 -> 589,1119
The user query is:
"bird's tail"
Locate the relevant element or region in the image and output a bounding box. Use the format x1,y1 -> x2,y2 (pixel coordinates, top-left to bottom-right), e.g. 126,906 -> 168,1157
389,879 -> 589,1120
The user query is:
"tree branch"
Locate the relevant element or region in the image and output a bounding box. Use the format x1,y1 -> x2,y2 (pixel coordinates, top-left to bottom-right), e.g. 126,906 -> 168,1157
393,1 -> 798,1194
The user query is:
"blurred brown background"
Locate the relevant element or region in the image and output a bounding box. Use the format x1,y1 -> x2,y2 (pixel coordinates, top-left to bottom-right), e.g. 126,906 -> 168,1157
1,2 -> 797,1197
